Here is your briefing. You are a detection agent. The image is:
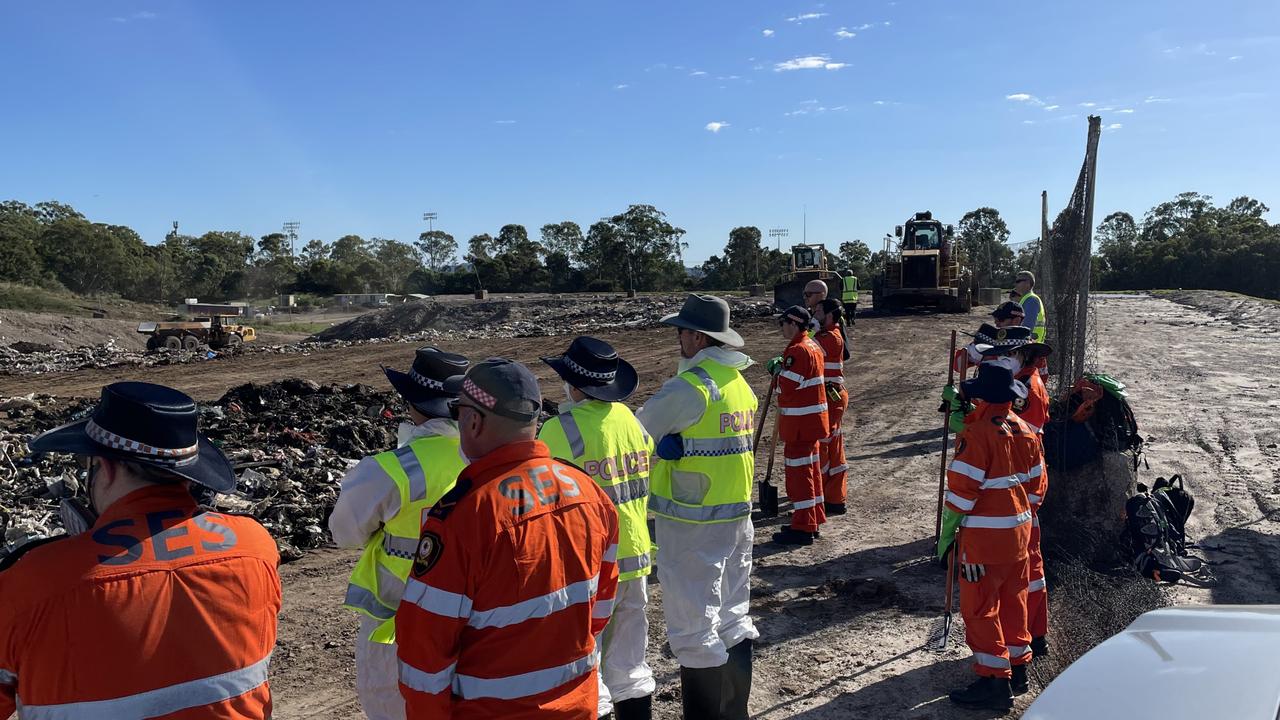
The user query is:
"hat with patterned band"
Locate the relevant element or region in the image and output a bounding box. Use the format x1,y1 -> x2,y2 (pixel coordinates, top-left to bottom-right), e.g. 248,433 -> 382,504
383,346 -> 470,419
541,336 -> 638,402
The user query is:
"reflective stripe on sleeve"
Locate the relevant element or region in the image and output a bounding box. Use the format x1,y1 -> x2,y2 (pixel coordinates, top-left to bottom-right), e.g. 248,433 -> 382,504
649,496 -> 751,523
19,655 -> 271,720
1032,515 -> 1041,528
402,578 -> 474,619
592,597 -> 615,619
948,460 -> 986,482
599,476 -> 649,505
825,464 -> 847,476
1007,645 -> 1032,659
783,453 -> 821,467
454,652 -> 596,700
792,498 -> 820,510
395,444 -> 428,502
825,376 -> 844,384
1028,494 -> 1042,506
1028,577 -> 1046,593
686,367 -> 722,402
778,403 -> 827,416
962,511 -> 1033,529
557,412 -> 587,458
945,492 -> 976,512
604,544 -> 618,563
399,660 -> 457,695
683,435 -> 753,457
973,652 -> 1011,670
824,362 -> 842,371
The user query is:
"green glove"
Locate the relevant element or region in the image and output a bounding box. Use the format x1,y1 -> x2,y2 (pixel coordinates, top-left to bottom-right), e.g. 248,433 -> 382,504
765,356 -> 783,376
948,407 -> 968,434
941,384 -> 959,404
937,507 -> 964,563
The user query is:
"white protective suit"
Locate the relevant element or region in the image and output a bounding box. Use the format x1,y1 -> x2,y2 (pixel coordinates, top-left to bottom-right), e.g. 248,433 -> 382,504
329,418 -> 462,720
636,346 -> 760,669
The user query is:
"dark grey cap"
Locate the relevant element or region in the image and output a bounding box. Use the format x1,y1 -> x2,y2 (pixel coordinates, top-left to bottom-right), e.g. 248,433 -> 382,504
445,357 -> 542,422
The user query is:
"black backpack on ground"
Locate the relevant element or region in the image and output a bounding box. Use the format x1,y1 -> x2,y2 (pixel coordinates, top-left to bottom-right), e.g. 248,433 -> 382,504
1122,476 -> 1203,584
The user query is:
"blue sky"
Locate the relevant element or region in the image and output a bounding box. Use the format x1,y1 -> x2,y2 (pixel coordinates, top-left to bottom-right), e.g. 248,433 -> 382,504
2,1 -> 1276,262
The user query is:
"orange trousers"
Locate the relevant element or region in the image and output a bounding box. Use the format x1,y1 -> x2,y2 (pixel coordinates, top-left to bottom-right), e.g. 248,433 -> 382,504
1028,515 -> 1047,638
960,559 -> 1031,679
820,391 -> 848,505
784,440 -> 825,532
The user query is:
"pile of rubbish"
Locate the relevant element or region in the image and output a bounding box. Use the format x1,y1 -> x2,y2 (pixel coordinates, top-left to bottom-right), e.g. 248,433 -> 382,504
0,340 -> 232,376
0,380 -> 407,561
316,294 -> 777,342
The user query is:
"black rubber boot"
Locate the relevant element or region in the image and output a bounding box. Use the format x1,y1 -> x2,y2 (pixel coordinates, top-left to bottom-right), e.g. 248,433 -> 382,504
680,665 -> 724,719
949,676 -> 1014,712
613,695 -> 652,720
772,527 -> 814,546
824,502 -> 847,515
1031,635 -> 1050,659
720,639 -> 753,719
1011,664 -> 1029,696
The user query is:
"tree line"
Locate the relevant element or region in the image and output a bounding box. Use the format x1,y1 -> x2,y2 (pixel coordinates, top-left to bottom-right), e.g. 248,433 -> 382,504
0,192 -> 1275,305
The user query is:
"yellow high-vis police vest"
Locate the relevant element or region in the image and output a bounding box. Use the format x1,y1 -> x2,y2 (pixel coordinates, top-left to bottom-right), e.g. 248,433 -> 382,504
650,360 -> 758,524
1021,290 -> 1047,342
343,432 -> 466,643
841,275 -> 858,304
539,400 -> 655,582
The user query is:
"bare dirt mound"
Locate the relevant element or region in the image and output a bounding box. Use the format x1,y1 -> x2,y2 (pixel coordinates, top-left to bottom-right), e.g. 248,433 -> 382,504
315,294 -> 775,342
1155,289 -> 1280,332
0,309 -> 149,351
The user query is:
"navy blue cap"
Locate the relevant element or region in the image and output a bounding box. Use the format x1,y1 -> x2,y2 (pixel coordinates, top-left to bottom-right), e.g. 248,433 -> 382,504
445,357 -> 542,422
961,357 -> 1028,404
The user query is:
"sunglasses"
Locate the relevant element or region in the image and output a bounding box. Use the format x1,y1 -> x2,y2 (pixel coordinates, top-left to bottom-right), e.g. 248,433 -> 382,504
803,291 -> 822,296
448,399 -> 487,421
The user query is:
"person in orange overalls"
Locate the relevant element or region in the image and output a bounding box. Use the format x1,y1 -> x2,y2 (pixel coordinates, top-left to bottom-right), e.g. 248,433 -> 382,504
0,382 -> 281,719
813,298 -> 850,515
939,358 -> 1035,712
395,358 -> 620,719
766,305 -> 830,546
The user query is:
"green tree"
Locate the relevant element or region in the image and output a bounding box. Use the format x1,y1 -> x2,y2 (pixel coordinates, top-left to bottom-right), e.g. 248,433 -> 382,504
372,238 -> 421,294
1094,212 -> 1139,287
416,230 -> 457,272
540,221 -> 585,262
835,240 -> 872,284
0,201 -> 43,283
582,205 -> 687,291
957,207 -> 1014,287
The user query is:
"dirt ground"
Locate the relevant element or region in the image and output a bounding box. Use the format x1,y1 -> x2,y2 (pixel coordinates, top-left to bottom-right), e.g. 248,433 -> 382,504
4,291 -> 1278,719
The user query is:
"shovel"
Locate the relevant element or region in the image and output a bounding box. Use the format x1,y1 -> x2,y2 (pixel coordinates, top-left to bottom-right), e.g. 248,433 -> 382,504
927,536 -> 958,652
755,378 -> 780,518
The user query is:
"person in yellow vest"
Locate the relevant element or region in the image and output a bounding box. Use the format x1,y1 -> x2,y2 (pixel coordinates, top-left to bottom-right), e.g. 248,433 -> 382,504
539,336 -> 656,720
637,294 -> 759,720
1013,271 -> 1046,342
329,347 -> 470,720
840,271 -> 858,324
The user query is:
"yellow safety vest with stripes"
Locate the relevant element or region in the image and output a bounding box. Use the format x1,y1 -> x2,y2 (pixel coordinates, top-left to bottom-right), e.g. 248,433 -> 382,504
1020,290 -> 1047,342
343,433 -> 466,643
650,360 -> 758,524
841,275 -> 858,303
539,400 -> 655,582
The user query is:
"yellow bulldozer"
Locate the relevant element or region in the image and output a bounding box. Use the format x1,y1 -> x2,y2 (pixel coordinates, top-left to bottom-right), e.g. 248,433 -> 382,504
771,244 -> 857,319
871,211 -> 971,313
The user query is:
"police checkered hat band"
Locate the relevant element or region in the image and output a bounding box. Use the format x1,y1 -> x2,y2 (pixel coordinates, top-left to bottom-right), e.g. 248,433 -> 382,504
409,367 -> 446,391
561,355 -> 616,381
85,419 -> 201,467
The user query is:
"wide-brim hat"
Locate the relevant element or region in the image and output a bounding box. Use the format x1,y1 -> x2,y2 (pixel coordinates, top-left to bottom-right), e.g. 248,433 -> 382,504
28,381 -> 236,492
660,294 -> 744,347
975,323 -> 1031,356
961,357 -> 1028,404
541,336 -> 638,402
384,346 -> 469,418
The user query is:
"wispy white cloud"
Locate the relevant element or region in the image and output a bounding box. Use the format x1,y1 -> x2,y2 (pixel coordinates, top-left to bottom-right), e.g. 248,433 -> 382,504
614,84 -> 629,90
762,28 -> 775,37
112,10 -> 157,23
1043,104 -> 1060,111
872,100 -> 886,105
1078,102 -> 1097,108
786,12 -> 828,22
705,121 -> 730,133
1097,106 -> 1115,112
1006,92 -> 1046,107
493,120 -> 516,125
689,70 -> 707,77
851,23 -> 876,31
1115,108 -> 1134,114
835,28 -> 856,39
800,99 -> 820,105
1229,55 -> 1243,61
774,55 -> 847,71
1144,95 -> 1172,103
883,21 -> 892,26
1106,123 -> 1123,130
1022,120 -> 1036,125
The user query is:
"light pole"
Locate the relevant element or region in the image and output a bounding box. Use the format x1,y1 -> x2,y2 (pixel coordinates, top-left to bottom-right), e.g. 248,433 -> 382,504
283,221 -> 300,257
769,228 -> 789,252
423,212 -> 437,234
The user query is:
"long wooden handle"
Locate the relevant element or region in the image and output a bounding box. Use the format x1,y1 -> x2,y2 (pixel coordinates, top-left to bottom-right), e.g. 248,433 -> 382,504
934,330 -> 958,544
763,404 -> 781,484
754,377 -> 776,450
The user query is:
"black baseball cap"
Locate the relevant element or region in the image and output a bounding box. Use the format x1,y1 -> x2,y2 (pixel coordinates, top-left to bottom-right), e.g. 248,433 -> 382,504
445,357 -> 542,422
992,301 -> 1026,321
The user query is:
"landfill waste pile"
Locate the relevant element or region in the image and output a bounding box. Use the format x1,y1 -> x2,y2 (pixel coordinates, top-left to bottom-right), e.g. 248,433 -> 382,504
0,339 -> 221,375
315,294 -> 776,342
1,380 -> 429,561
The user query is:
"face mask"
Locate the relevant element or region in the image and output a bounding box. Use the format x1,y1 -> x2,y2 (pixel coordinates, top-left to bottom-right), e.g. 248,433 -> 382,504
397,421 -> 431,448
562,383 -> 578,405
